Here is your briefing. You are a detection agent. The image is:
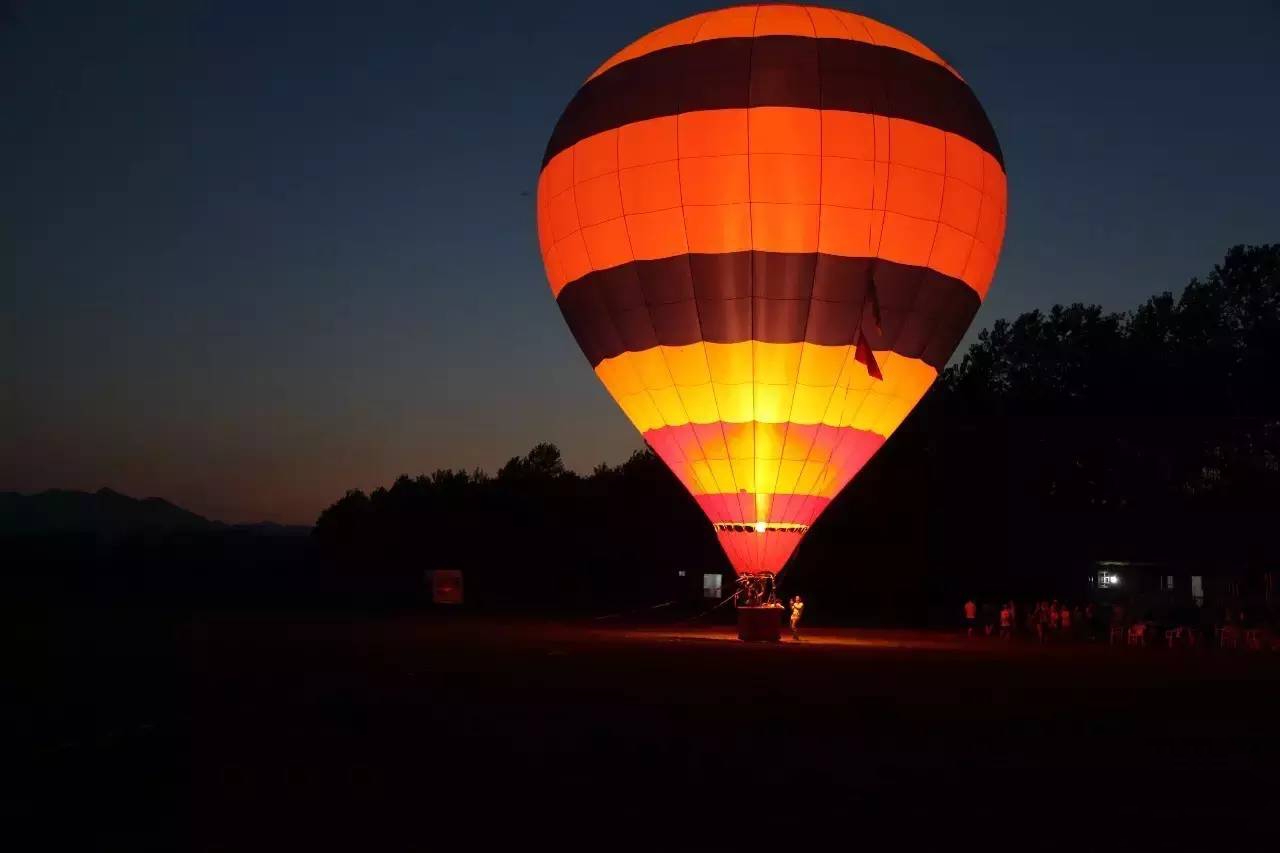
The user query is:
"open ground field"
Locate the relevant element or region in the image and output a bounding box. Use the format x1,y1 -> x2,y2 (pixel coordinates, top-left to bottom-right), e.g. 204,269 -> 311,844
19,611 -> 1280,848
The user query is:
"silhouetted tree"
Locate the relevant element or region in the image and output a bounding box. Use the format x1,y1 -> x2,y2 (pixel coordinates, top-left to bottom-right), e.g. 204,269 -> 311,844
314,489 -> 373,550
497,442 -> 570,482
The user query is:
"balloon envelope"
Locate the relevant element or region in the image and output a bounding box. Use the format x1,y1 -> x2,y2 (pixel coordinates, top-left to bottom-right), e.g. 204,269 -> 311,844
537,5 -> 1007,575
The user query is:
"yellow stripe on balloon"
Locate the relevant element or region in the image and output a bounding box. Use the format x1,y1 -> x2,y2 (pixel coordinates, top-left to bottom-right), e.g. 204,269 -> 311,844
594,341 -> 937,434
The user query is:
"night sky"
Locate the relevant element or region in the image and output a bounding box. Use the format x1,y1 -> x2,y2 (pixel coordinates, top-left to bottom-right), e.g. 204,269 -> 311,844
5,1 -> 1278,523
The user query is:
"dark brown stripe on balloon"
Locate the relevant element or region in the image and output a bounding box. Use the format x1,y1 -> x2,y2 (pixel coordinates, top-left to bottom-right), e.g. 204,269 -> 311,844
543,35 -> 1003,168
555,252 -> 981,370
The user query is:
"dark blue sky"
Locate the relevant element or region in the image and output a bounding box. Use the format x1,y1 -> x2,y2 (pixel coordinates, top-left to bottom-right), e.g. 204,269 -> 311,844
5,1 -> 1278,523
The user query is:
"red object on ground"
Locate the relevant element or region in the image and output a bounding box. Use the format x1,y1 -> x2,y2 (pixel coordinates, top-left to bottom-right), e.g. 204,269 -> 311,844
431,570 -> 463,605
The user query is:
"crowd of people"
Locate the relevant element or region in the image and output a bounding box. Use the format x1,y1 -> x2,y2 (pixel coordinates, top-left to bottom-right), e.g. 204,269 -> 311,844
964,598 -> 1099,643
960,598 -> 1279,649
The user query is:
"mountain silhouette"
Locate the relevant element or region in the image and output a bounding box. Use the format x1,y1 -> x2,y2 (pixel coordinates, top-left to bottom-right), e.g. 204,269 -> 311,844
0,488 -> 217,537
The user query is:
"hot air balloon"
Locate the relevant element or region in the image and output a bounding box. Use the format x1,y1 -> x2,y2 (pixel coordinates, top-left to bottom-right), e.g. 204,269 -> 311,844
536,5 -> 1006,615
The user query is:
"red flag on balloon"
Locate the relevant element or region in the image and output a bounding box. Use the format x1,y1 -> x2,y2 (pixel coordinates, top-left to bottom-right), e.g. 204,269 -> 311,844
855,330 -> 883,380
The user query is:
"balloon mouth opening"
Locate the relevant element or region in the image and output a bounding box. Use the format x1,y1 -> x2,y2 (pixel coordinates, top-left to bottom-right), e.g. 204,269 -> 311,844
713,522 -> 809,535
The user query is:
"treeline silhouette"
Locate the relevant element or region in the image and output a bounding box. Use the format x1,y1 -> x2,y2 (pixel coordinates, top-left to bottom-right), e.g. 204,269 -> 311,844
314,245 -> 1279,621
314,443 -> 720,609
7,245 -> 1274,620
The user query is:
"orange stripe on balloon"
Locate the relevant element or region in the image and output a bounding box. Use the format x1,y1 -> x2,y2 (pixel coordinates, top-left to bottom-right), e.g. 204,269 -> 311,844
536,107 -> 1006,299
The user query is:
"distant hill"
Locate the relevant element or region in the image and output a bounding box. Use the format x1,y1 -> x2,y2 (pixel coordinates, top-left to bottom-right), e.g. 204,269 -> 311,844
226,520 -> 313,537
0,489 -> 309,537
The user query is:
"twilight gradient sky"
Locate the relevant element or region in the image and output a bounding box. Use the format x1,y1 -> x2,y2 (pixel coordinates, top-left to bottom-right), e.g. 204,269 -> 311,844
4,1 -> 1278,523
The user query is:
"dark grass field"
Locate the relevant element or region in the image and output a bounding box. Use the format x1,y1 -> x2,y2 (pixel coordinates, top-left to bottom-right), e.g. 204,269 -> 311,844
17,609 -> 1280,848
